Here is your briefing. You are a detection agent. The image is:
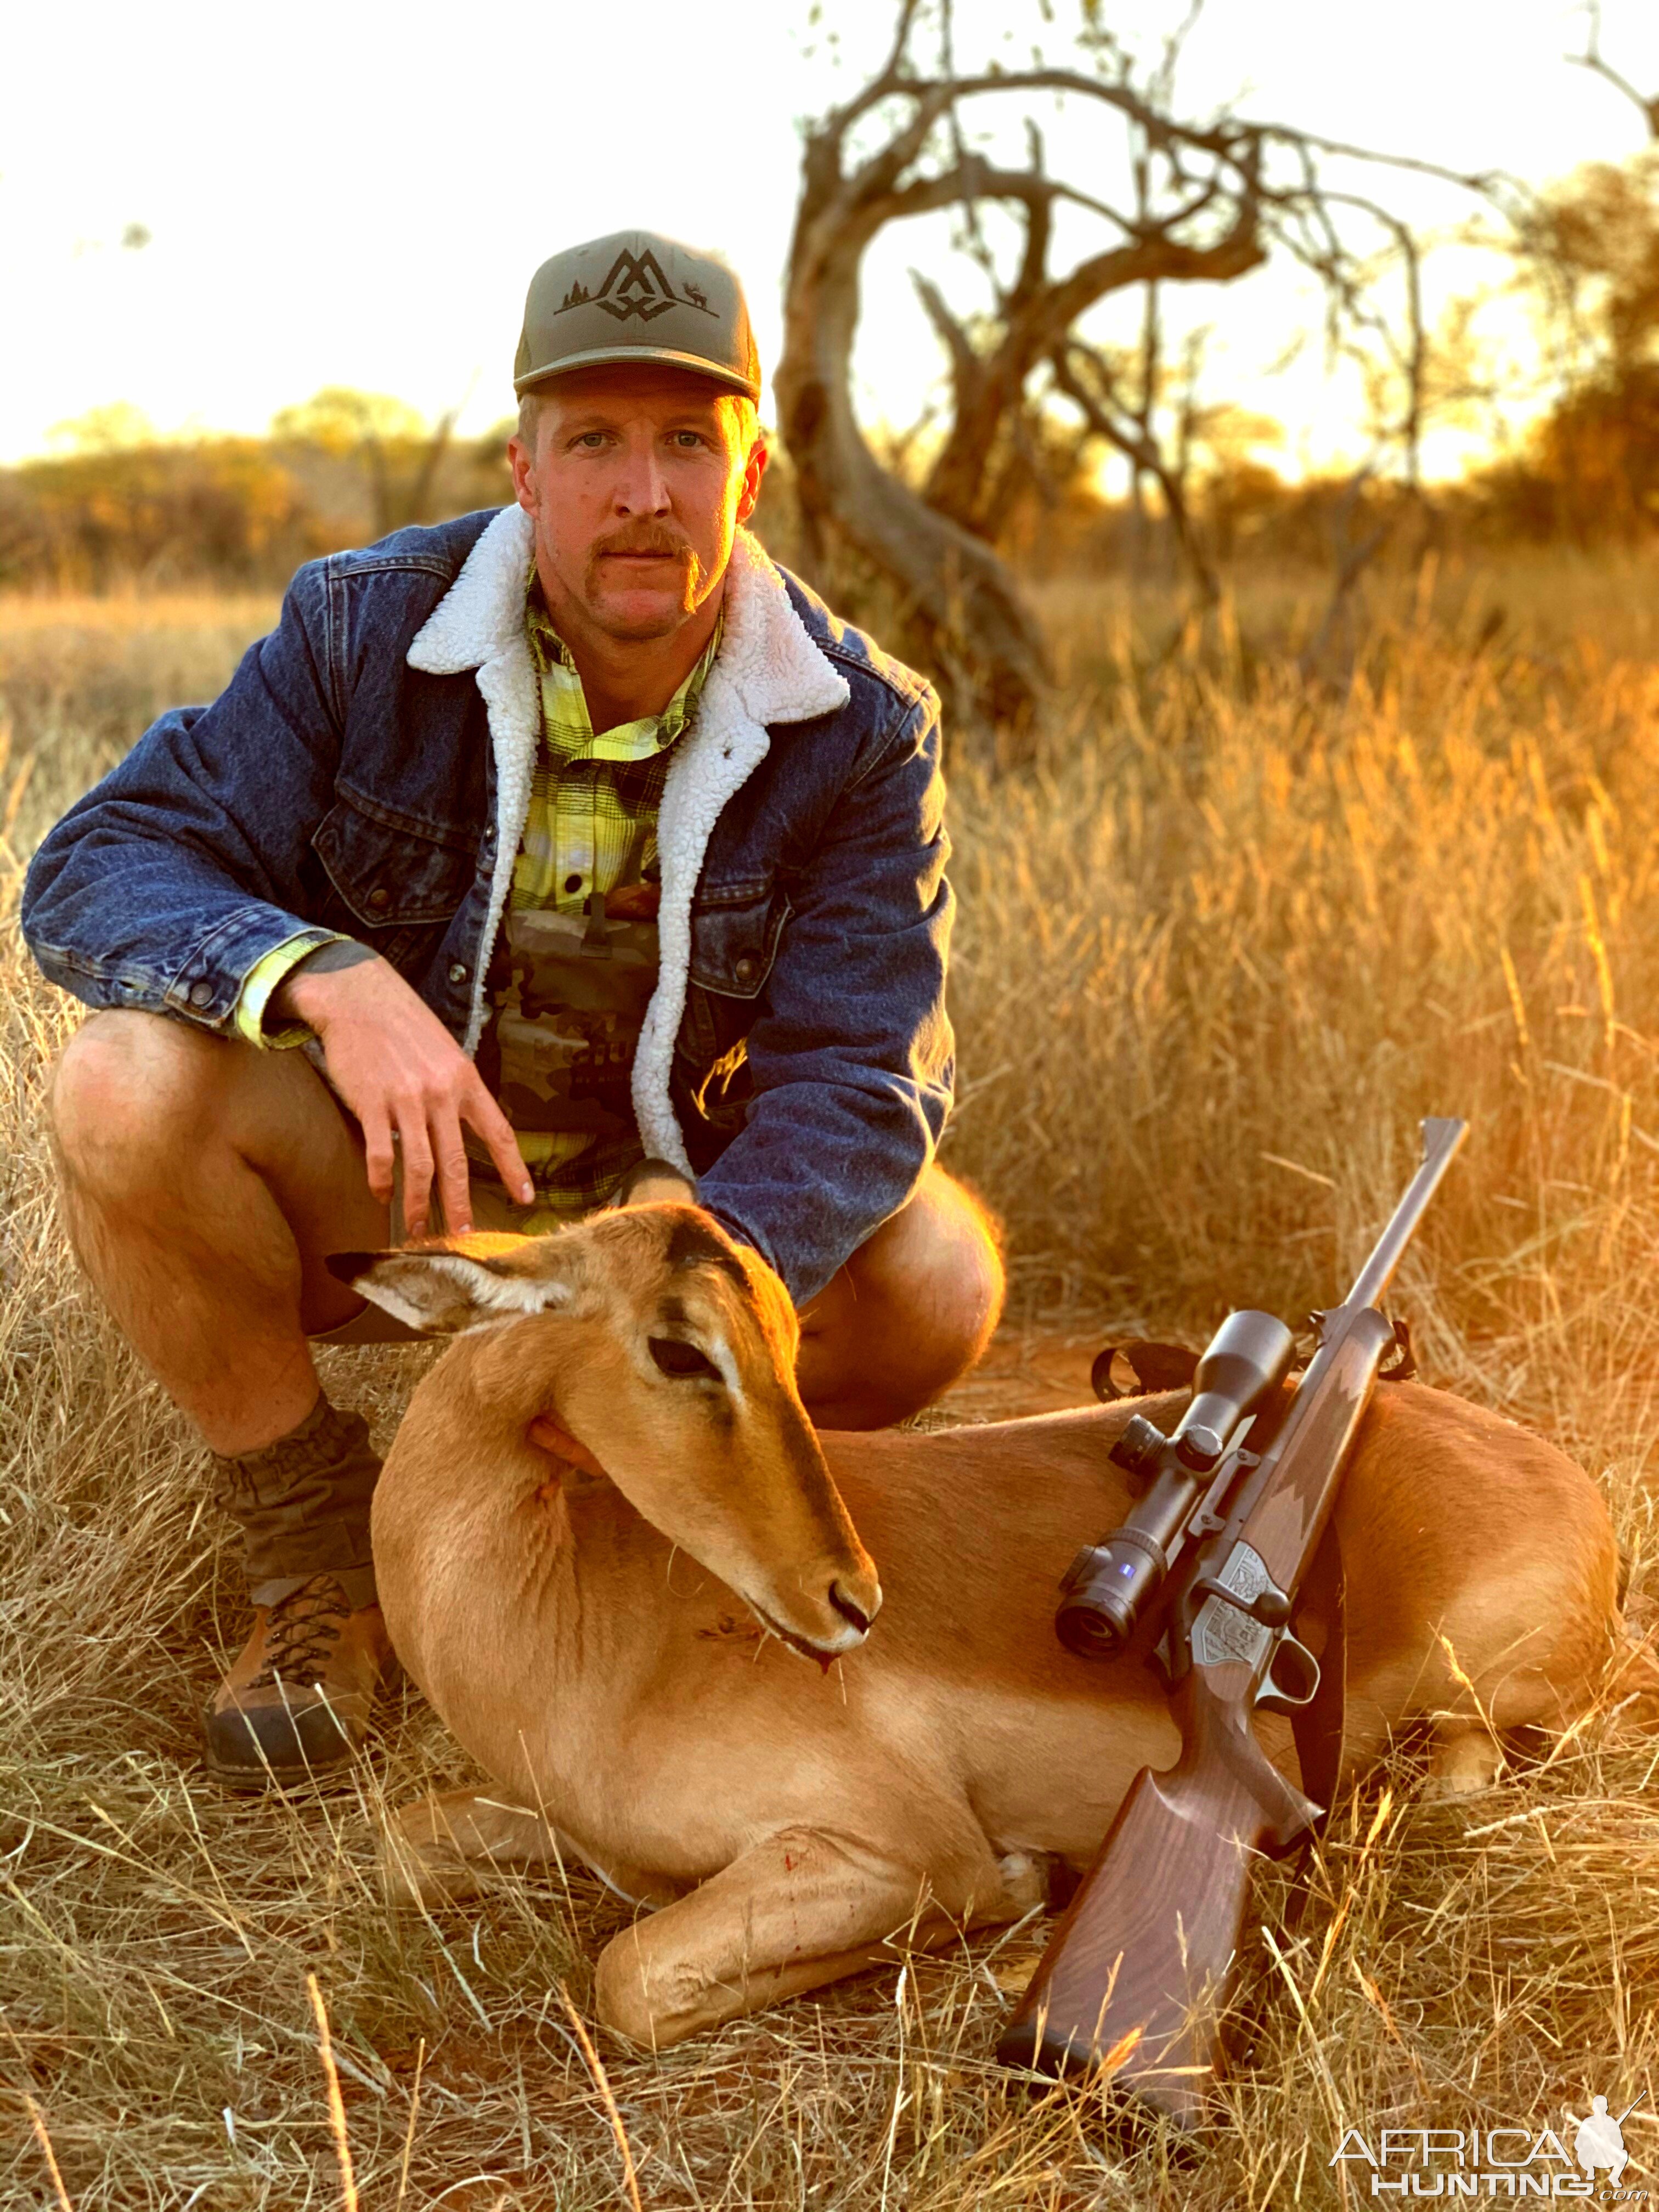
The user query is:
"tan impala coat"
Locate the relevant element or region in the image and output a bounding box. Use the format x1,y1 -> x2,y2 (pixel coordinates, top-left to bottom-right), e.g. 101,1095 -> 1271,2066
341,1205 -> 1629,2049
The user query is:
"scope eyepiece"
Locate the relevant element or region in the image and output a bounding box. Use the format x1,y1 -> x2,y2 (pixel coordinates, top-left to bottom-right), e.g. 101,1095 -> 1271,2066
1056,1530 -> 1167,1660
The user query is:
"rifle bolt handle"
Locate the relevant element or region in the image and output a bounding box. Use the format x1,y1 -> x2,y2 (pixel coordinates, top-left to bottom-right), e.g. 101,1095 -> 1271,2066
1193,1574 -> 1293,1629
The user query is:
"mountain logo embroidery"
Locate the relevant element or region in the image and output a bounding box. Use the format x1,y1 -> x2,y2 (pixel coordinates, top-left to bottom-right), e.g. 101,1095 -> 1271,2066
557,251 -> 717,323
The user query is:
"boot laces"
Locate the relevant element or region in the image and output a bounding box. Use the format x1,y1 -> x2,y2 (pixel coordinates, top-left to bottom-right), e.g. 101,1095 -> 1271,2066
251,1576 -> 348,1689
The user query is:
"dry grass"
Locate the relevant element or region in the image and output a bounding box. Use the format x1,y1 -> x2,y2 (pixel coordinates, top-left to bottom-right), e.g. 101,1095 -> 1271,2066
2,562 -> 1659,2207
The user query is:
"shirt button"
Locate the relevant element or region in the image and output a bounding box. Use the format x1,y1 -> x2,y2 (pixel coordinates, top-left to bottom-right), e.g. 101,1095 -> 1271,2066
448,962 -> 469,984
735,956 -> 758,984
367,887 -> 391,910
189,981 -> 213,1007
564,873 -> 583,894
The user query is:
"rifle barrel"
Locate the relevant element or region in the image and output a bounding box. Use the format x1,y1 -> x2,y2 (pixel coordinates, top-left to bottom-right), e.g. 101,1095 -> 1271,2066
1344,1117 -> 1467,1313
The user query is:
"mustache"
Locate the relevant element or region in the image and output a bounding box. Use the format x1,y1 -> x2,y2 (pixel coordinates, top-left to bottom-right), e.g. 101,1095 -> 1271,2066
590,526 -> 693,562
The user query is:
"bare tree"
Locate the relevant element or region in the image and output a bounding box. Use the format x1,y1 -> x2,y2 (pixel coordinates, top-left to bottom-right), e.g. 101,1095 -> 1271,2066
776,0 -> 1498,753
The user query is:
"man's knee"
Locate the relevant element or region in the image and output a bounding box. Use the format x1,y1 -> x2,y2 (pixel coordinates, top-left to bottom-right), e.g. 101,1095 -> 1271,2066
846,1169 -> 1005,1381
904,1170 -> 1005,1367
50,1011 -> 236,1196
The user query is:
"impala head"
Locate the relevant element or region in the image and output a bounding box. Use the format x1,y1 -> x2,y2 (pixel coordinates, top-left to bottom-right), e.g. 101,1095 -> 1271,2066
329,1205 -> 881,1661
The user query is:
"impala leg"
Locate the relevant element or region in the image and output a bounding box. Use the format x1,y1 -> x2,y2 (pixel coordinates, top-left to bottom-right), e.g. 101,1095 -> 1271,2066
593,1825 -> 1041,2049
382,1788 -> 682,1911
382,1789 -> 565,1907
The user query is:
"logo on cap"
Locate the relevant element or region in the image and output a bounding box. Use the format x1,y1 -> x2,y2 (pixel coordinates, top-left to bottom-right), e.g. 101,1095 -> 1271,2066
557,249 -> 718,324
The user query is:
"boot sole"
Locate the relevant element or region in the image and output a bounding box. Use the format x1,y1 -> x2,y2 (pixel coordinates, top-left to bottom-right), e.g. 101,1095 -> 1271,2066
201,1732 -> 363,1794
200,1658 -> 404,1794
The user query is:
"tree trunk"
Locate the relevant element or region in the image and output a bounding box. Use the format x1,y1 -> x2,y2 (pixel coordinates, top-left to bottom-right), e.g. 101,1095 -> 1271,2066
775,151 -> 1052,761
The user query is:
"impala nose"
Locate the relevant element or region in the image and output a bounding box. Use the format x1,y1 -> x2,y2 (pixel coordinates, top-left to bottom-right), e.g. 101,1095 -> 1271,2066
830,1580 -> 880,1636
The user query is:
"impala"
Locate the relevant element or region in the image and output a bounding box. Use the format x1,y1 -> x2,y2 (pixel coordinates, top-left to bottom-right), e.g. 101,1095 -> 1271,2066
335,1204 -> 1633,2050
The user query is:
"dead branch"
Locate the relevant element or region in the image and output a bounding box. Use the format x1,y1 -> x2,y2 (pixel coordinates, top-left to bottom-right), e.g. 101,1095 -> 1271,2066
1051,341 -> 1221,606
1567,1 -> 1659,138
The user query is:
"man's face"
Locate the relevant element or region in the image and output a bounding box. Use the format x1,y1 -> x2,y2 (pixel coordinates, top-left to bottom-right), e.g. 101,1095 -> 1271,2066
508,365 -> 766,645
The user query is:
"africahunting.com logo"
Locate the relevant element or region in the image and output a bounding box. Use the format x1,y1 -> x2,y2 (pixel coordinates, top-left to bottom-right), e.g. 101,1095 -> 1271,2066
1331,2094 -> 1646,2197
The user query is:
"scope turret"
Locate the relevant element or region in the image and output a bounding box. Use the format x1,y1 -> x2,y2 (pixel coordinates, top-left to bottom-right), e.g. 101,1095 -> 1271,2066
1108,1415 -> 1167,1486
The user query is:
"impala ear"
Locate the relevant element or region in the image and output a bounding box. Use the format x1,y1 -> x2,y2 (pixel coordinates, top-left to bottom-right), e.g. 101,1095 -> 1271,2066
326,1246 -> 576,1336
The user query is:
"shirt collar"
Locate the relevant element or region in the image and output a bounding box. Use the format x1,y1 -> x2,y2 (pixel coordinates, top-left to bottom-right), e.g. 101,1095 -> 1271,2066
524,577 -> 721,764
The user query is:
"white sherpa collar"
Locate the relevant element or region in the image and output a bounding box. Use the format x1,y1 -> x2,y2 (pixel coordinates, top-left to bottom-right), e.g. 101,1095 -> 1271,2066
407,509 -> 850,1173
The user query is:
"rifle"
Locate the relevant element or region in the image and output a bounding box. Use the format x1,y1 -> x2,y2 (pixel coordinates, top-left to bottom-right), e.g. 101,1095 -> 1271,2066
996,1117 -> 1468,2126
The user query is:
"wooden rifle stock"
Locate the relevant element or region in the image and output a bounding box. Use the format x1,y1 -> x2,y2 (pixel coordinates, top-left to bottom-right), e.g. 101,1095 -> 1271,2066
998,1119 -> 1468,2124
997,1668 -> 1316,2128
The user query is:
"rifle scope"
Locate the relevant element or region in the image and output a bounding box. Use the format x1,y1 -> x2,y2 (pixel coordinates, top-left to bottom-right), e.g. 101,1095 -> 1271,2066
1056,1308 -> 1297,1661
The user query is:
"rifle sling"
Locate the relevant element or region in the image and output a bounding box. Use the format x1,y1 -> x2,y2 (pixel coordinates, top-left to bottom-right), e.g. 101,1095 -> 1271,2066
1288,1515 -> 1347,1819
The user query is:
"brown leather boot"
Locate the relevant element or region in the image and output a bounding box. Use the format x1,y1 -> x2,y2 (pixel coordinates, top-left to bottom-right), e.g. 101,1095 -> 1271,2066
204,1574 -> 397,1791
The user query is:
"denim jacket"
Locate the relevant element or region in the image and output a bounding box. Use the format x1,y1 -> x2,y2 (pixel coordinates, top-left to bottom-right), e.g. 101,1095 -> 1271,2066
21,506 -> 955,1305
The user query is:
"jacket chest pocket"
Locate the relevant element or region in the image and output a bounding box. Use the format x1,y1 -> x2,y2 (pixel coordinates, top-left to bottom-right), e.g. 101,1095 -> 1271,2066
687,884 -> 792,1001
308,794 -> 478,966
312,795 -> 476,921
678,884 -> 791,1075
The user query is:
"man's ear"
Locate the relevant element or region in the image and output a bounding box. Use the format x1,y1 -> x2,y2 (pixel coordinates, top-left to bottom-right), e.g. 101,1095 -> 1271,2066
507,430 -> 539,517
326,1248 -> 574,1336
736,432 -> 768,528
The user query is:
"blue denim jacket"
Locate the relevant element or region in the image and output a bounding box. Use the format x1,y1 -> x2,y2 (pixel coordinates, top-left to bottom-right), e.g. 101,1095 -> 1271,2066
21,507 -> 955,1304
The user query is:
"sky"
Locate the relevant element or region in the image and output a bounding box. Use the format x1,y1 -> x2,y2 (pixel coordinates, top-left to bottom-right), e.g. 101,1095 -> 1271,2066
3,0 -> 1657,471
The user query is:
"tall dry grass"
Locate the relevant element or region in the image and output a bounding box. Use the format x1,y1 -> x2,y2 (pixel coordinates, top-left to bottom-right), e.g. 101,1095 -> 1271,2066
1,563 -> 1657,2207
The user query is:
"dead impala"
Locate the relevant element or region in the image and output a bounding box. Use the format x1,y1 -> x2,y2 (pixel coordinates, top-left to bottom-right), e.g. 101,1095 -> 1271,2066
334,1203 -> 1631,2051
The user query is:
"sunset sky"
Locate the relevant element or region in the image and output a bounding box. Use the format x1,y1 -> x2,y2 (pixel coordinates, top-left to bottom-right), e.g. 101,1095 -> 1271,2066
3,0 -> 1656,472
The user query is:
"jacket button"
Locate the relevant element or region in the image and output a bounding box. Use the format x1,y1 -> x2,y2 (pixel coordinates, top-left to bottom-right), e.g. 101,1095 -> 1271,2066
735,956 -> 758,983
448,962 -> 469,984
189,981 -> 213,1007
368,887 -> 391,911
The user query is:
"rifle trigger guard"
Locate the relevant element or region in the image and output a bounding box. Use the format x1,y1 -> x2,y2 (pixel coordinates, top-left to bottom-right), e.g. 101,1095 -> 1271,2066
1255,1629 -> 1322,1717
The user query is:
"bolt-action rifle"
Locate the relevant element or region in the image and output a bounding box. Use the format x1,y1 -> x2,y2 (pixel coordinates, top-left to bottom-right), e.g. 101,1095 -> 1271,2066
997,1118 -> 1468,2126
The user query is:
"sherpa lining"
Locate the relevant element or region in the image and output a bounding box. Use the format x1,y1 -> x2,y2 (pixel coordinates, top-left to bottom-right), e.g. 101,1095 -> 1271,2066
406,510 -> 849,1173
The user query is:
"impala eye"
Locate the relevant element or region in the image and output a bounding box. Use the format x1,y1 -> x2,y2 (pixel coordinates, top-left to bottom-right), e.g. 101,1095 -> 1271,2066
648,1336 -> 719,1381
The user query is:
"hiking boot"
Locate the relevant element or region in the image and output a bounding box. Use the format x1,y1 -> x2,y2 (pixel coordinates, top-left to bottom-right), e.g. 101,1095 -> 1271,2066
204,1573 -> 397,1791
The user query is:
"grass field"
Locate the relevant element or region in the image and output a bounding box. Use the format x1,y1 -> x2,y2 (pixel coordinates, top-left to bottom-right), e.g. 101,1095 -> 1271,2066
2,555 -> 1658,2207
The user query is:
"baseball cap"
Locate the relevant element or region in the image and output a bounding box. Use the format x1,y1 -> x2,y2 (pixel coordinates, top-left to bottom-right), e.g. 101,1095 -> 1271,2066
515,230 -> 761,401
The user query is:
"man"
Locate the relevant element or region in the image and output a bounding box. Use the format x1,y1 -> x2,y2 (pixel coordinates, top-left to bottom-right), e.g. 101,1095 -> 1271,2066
21,230 -> 1003,1790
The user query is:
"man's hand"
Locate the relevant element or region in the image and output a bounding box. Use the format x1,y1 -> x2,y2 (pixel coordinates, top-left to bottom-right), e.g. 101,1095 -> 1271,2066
274,950 -> 533,1234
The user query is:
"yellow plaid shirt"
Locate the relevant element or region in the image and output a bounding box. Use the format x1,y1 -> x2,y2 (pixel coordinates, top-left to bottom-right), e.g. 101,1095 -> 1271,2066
515,583 -> 717,915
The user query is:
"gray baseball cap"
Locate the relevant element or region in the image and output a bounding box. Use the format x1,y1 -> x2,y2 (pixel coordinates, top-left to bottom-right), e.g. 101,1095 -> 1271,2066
515,230 -> 761,401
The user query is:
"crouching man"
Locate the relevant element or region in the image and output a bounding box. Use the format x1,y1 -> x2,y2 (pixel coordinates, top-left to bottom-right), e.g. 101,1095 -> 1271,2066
20,233 -> 1002,1790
